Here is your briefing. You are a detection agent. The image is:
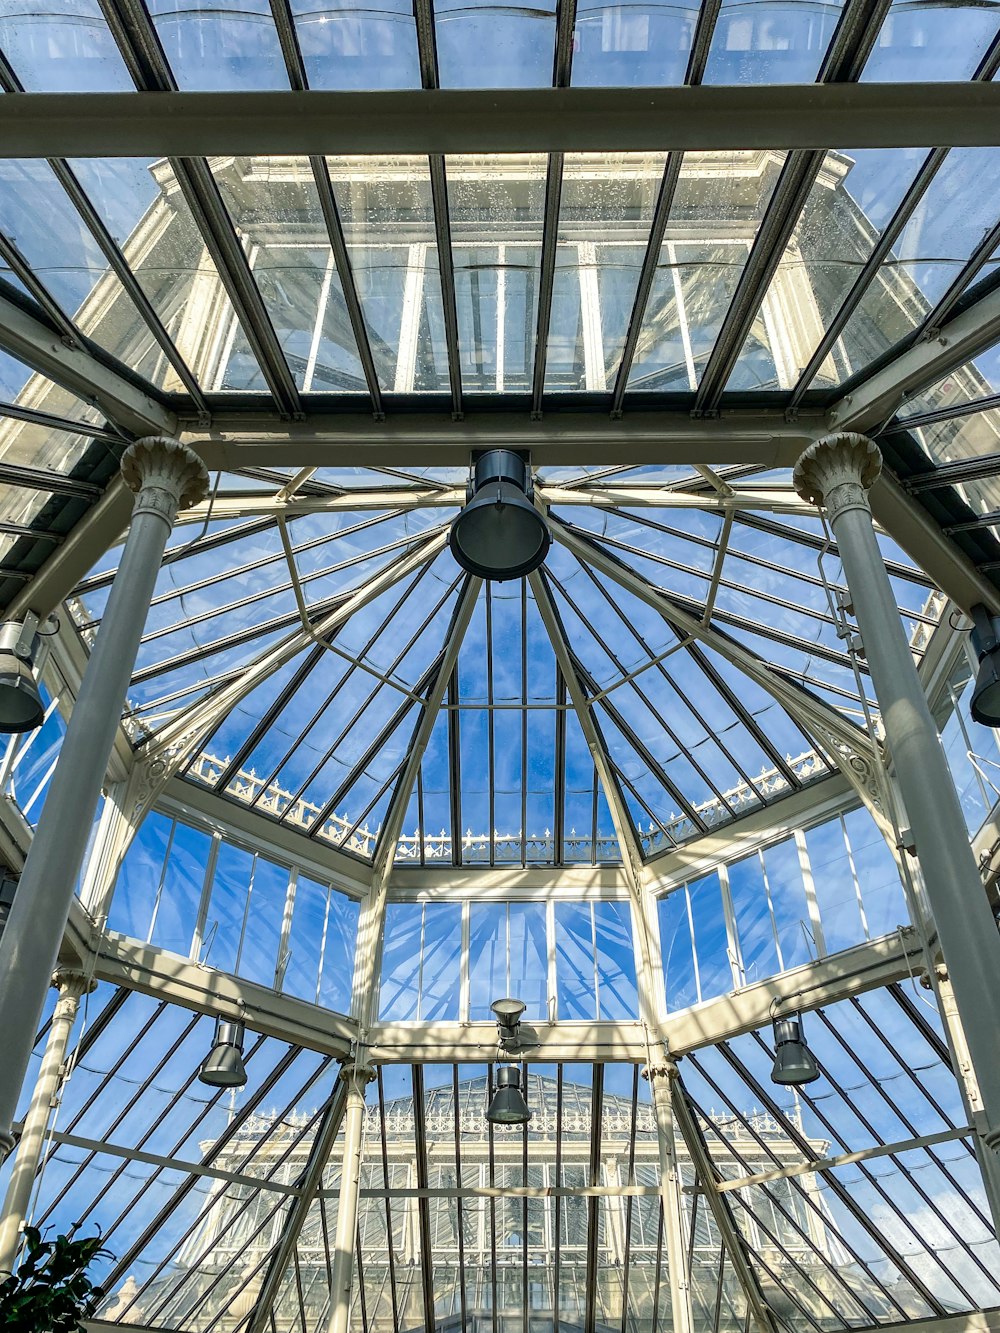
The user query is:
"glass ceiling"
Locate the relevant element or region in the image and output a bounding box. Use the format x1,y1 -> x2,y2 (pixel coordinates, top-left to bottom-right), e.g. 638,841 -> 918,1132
62,462 -> 938,866
1,2 -> 1000,1332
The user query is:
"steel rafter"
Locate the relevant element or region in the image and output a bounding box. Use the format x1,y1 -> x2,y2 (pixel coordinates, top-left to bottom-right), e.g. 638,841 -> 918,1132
609,0 -> 720,415
669,1071 -> 778,1333
529,0 -> 577,416
266,0 -> 386,418
247,1073 -> 350,1333
94,0 -> 303,417
412,0 -> 463,418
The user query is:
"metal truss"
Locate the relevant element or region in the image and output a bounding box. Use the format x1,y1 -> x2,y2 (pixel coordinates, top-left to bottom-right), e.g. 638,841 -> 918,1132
5,85 -> 1000,158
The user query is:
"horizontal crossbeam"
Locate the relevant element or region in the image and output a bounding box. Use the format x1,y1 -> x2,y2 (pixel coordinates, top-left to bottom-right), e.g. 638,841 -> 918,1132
3,85 -> 1000,156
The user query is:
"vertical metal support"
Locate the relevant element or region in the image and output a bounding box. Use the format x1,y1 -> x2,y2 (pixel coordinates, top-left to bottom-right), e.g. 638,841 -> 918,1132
667,1070 -> 777,1333
0,969 -> 94,1273
0,438 -> 207,1164
644,1064 -> 693,1333
247,1073 -> 350,1333
794,432 -> 1000,1157
325,1060 -> 374,1333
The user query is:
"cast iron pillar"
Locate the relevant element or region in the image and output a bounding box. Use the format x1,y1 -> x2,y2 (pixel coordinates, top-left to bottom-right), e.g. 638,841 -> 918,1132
794,431 -> 1000,1154
0,438 -> 207,1162
325,1060 -> 373,1333
0,969 -> 94,1273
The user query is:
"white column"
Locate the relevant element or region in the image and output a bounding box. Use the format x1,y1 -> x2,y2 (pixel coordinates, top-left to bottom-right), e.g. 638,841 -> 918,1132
794,431 -> 1000,1154
0,969 -> 94,1273
326,1060 -> 373,1333
0,438 -> 207,1162
644,1063 -> 693,1333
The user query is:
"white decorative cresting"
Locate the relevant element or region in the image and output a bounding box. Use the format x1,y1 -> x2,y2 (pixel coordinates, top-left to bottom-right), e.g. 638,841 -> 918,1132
792,431 -> 882,522
121,436 -> 209,523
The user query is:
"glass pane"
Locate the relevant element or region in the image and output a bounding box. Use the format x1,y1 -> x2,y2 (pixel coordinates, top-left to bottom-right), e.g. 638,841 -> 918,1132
0,0 -> 134,90
329,156 -> 450,392
148,823 -> 212,958
210,157 -> 366,393
290,0 -> 421,88
658,887 -> 698,1011
627,152 -> 784,392
821,147 -> 1000,387
435,0 -> 557,86
546,154 -> 665,391
447,155 -> 547,393
145,0 -> 288,89
572,0 -> 700,85
726,146 -> 931,391
704,0 -> 847,83
862,0 -> 1000,80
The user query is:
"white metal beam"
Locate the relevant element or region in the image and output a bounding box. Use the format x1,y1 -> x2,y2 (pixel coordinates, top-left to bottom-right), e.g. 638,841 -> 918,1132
180,411 -> 821,469
829,284 -> 1000,436
0,292 -> 176,439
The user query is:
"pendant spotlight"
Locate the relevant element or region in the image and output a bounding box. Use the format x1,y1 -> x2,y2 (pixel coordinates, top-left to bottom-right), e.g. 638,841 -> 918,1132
970,604 -> 1000,727
198,1018 -> 248,1088
0,613 -> 46,733
491,997 -> 527,1051
486,1064 -> 531,1125
449,450 -> 550,581
486,996 -> 532,1124
770,1014 -> 820,1087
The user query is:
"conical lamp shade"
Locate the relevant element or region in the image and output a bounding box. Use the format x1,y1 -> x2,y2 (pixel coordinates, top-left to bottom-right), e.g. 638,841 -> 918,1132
199,1019 -> 248,1088
486,1065 -> 531,1125
771,1015 -> 820,1086
449,451 -> 549,581
972,646 -> 1000,726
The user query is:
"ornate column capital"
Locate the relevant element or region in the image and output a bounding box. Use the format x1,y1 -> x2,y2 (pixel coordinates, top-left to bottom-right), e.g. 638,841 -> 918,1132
50,968 -> 97,999
121,437 -> 209,524
793,431 -> 882,523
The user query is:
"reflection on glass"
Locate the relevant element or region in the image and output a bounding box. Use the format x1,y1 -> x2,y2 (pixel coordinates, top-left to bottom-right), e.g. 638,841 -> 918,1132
862,0 -> 1000,80
728,147 -> 929,390
447,155 -> 546,392
703,0 -> 847,84
572,0 -> 699,85
290,0 -> 421,88
145,0 -> 288,89
435,0 -> 557,86
211,157 -> 366,392
817,147 -> 1000,387
627,152 -> 784,392
546,154 -> 665,390
0,0 -> 133,90
329,155 -> 449,392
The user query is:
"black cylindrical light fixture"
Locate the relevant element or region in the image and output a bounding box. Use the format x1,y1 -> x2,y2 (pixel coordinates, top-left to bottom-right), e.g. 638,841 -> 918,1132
0,618 -> 45,734
449,451 -> 550,581
486,1064 -> 531,1125
970,604 -> 1000,727
771,1014 -> 820,1087
199,1018 -> 248,1088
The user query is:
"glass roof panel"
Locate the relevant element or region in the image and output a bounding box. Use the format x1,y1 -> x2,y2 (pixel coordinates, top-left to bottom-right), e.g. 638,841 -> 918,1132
66,156 -> 252,393
0,0 -> 135,90
703,0 -> 848,84
0,159 -> 191,391
289,0 -> 421,88
447,154 -> 547,394
626,151 -> 785,392
812,147 -> 1000,390
145,0 -> 290,90
861,0 -> 1000,81
211,157 -> 367,393
435,0 -> 557,86
898,340 -> 1000,420
725,146 -> 931,392
571,0 -> 700,85
328,155 -> 450,393
545,153 -> 666,392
